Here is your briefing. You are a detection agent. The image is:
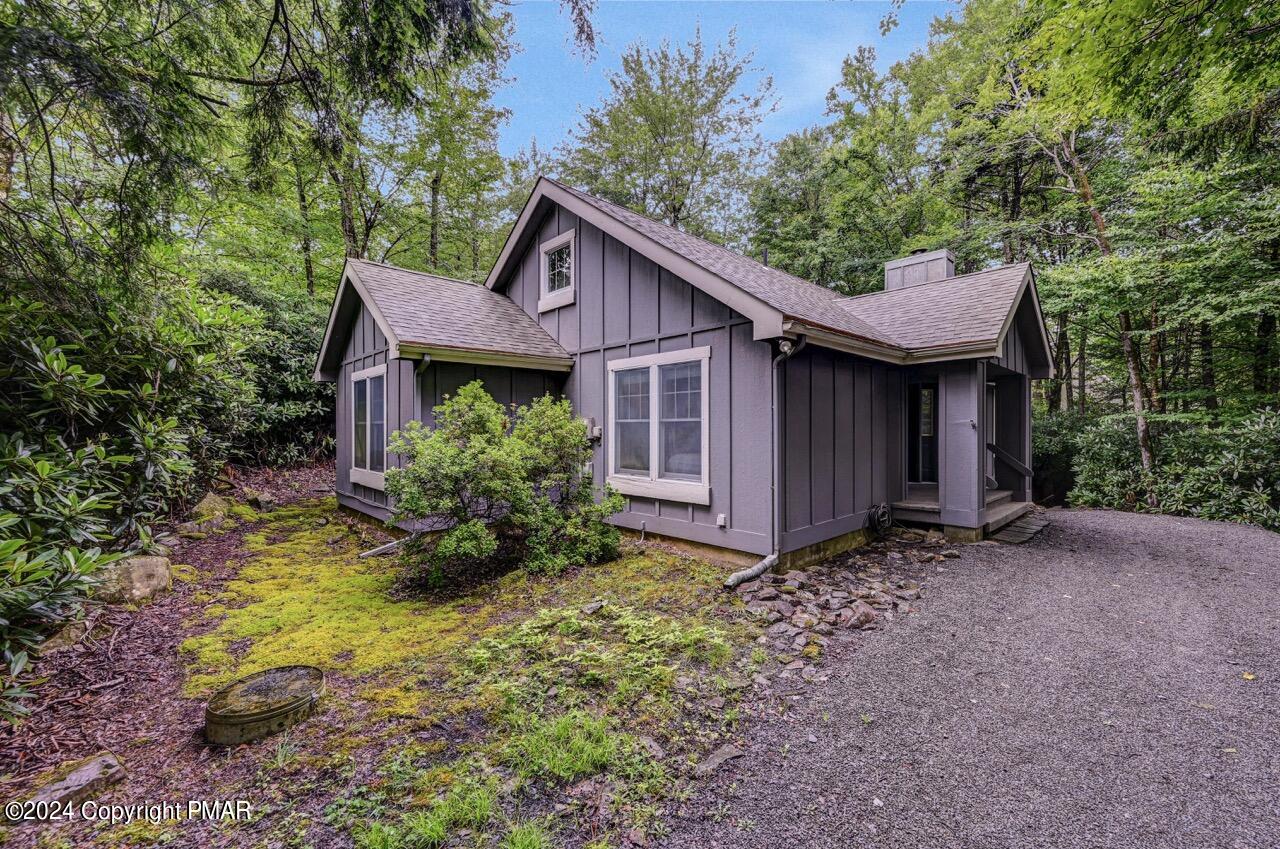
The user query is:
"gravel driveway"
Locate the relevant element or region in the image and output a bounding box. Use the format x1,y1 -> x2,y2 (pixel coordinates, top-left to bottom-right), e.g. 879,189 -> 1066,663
665,509 -> 1280,849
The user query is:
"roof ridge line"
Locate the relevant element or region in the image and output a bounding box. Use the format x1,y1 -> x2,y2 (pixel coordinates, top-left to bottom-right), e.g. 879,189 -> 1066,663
544,177 -> 830,294
350,257 -> 479,287
835,262 -> 1031,303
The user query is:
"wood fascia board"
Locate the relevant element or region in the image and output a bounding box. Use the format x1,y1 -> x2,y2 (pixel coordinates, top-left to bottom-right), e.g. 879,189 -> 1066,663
399,344 -> 574,372
487,179 -> 787,340
992,267 -> 1056,379
782,322 -> 905,364
483,181 -> 546,291
313,261 -> 401,382
786,321 -> 1005,366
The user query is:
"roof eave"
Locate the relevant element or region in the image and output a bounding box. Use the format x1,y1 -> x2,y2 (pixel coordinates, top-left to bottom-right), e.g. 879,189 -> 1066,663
399,343 -> 574,373
786,320 -> 1018,366
993,266 -> 1056,379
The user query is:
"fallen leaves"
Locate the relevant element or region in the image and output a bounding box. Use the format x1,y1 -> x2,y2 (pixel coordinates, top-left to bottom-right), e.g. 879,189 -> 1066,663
1242,671 -> 1256,681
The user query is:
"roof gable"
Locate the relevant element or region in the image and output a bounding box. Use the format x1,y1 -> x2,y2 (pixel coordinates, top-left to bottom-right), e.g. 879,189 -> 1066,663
314,259 -> 572,381
834,264 -> 1054,371
487,177 -> 1053,369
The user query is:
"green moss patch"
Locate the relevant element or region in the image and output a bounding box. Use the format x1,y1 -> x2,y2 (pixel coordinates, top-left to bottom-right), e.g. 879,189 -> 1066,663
176,497 -> 758,849
181,500 -> 481,696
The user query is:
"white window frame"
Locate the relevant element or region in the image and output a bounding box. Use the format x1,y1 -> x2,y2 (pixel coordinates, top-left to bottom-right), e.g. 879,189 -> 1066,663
606,346 -> 711,505
537,229 -> 576,313
350,363 -> 387,490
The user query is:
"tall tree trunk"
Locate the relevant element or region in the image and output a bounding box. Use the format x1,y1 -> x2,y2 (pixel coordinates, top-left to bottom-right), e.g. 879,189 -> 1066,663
328,159 -> 361,258
1076,330 -> 1087,414
292,153 -> 316,296
1119,310 -> 1157,493
1146,307 -> 1165,414
0,112 -> 14,203
1061,136 -> 1157,503
429,169 -> 444,268
1200,321 -> 1218,415
1057,314 -> 1071,412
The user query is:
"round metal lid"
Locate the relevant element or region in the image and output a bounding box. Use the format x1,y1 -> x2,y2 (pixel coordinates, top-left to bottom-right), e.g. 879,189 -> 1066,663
206,665 -> 324,722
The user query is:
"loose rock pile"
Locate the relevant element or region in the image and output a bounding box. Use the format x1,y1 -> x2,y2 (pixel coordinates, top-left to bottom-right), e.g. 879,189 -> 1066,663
736,529 -> 961,690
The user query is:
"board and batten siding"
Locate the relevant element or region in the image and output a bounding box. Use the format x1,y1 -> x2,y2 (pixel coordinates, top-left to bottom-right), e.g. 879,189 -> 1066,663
994,298 -> 1046,377
779,345 -> 905,553
336,302 -> 395,514
418,362 -> 564,424
498,204 -> 775,556
335,304 -> 564,522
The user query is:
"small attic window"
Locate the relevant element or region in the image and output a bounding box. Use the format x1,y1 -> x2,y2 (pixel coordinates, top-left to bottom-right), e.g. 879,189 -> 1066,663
538,230 -> 575,312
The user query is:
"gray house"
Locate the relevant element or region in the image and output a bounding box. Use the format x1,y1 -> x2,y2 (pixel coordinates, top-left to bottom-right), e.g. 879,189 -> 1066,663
314,178 -> 1053,568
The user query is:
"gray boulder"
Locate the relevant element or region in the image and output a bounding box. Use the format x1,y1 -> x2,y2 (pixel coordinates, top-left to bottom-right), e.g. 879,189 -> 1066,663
19,752 -> 124,814
95,555 -> 172,603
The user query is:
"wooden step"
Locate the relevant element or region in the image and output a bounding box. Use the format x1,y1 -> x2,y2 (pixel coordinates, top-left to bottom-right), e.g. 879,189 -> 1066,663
990,513 -> 1050,544
983,499 -> 1030,533
984,489 -> 1012,506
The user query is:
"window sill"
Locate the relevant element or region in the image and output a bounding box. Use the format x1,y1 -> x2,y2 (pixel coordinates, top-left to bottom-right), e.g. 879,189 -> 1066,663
607,475 -> 710,506
538,287 -> 574,313
350,467 -> 385,491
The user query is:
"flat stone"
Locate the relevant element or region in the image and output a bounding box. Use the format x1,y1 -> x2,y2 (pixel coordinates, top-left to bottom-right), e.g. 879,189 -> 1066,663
581,600 -> 606,615
244,489 -> 278,512
770,600 -> 796,618
791,611 -> 819,629
94,556 -> 172,603
756,586 -> 780,601
20,752 -> 124,814
638,735 -> 666,759
838,601 -> 878,629
695,743 -> 744,777
736,580 -> 761,594
192,492 -> 232,521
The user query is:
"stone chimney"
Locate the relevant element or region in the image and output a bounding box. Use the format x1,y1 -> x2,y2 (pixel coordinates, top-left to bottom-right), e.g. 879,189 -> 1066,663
884,248 -> 955,291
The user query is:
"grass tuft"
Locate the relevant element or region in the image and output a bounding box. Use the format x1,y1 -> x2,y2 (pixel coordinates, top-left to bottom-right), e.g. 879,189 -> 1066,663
502,711 -> 621,783
500,821 -> 554,849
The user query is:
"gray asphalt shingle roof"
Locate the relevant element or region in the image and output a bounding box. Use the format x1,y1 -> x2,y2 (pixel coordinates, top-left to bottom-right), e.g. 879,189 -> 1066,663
346,181 -> 1036,368
347,259 -> 570,362
837,263 -> 1032,351
548,180 -> 897,346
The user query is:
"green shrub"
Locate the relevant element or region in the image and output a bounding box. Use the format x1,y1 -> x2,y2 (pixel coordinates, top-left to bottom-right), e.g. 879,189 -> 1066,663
199,270 -> 335,465
0,288 -> 257,721
1032,409 -> 1096,504
386,382 -> 624,586
1070,411 -> 1280,530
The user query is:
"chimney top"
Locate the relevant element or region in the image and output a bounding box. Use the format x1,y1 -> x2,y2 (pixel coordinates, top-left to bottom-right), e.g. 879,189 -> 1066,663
884,248 -> 955,291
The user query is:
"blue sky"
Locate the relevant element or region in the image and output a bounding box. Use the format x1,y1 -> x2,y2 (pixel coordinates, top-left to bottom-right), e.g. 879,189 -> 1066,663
493,0 -> 951,158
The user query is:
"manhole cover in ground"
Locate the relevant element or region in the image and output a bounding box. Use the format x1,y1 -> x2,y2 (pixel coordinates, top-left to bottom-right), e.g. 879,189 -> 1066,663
205,665 -> 324,746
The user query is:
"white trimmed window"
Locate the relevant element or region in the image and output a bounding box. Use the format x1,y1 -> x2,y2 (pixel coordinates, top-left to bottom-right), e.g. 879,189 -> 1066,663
537,230 -> 575,312
351,363 -> 387,489
606,346 -> 710,505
